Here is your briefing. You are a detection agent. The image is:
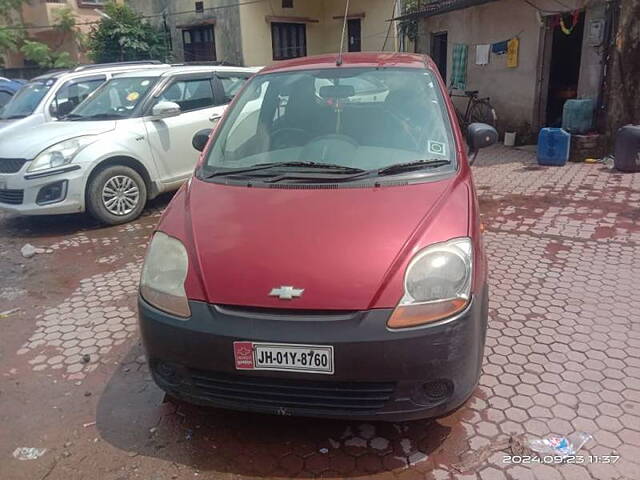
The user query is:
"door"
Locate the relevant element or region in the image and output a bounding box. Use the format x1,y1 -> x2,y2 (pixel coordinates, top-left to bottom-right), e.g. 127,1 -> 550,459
347,19 -> 362,52
544,12 -> 585,126
183,26 -> 216,62
431,32 -> 448,81
144,75 -> 225,183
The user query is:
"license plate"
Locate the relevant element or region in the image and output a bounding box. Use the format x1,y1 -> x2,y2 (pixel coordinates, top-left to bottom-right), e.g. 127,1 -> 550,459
234,341 -> 334,374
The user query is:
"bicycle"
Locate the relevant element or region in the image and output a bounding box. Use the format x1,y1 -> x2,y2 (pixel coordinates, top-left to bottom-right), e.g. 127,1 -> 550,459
449,89 -> 498,130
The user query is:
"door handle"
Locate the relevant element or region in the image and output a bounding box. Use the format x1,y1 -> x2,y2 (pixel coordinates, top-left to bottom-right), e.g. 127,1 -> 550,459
209,112 -> 222,122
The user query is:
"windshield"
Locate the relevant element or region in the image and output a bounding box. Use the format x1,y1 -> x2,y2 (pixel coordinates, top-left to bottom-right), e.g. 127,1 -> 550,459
0,78 -> 55,119
68,77 -> 157,120
202,67 -> 454,180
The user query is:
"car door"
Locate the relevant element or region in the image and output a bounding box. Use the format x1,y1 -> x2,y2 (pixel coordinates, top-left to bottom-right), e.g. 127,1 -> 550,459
144,73 -> 225,183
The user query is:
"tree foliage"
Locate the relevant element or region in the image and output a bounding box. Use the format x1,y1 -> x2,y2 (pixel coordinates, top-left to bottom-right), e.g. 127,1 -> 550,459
19,7 -> 78,68
399,0 -> 421,43
87,2 -> 168,63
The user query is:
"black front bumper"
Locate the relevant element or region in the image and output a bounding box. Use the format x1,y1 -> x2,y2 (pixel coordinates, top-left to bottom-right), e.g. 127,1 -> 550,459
138,286 -> 488,421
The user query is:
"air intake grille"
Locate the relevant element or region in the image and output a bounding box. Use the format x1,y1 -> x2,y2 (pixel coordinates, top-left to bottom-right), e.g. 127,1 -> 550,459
0,158 -> 28,174
0,189 -> 24,205
187,369 -> 395,414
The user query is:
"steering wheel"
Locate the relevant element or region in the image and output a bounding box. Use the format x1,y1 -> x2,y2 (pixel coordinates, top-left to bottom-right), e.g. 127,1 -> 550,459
270,127 -> 309,149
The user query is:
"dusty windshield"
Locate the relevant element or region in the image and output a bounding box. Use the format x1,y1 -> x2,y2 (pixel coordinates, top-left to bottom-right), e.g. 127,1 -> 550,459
203,67 -> 454,180
67,77 -> 157,120
0,78 -> 55,119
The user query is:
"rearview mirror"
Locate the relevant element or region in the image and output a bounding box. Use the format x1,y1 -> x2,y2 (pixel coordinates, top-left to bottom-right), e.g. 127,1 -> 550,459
319,85 -> 355,99
467,123 -> 498,153
192,128 -> 212,152
151,101 -> 181,120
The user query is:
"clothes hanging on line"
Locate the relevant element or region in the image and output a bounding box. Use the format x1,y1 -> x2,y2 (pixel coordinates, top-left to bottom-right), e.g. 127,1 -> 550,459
450,44 -> 468,90
507,37 -> 519,68
491,40 -> 509,55
476,44 -> 490,65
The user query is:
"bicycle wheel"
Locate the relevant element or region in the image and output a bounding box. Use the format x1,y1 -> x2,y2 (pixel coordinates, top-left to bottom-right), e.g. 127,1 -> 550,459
469,99 -> 497,127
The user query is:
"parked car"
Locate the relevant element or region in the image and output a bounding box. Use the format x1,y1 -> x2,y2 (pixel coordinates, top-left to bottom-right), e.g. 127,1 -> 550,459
138,53 -> 497,421
0,64 -> 259,224
0,77 -> 26,110
0,61 -> 169,135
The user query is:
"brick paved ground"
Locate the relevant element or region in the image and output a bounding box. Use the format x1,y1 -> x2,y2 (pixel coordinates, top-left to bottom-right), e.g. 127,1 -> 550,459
1,145 -> 639,479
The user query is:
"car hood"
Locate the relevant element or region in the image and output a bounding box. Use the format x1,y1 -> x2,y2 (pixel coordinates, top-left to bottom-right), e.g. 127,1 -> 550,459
0,120 -> 116,159
178,176 -> 460,310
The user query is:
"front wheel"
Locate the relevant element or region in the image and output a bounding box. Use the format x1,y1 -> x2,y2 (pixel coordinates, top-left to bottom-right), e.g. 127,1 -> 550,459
86,165 -> 147,225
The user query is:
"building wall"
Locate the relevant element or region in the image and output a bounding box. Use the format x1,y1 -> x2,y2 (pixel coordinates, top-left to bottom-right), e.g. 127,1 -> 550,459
416,0 -> 605,134
238,0 -> 399,67
2,0 -> 120,68
129,0 -> 244,65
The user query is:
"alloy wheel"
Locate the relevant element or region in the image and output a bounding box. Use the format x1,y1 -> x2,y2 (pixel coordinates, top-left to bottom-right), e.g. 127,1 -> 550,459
101,175 -> 140,216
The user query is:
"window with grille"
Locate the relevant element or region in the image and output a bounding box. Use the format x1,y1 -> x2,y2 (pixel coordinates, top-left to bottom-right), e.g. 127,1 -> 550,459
271,22 -> 307,61
183,26 -> 216,62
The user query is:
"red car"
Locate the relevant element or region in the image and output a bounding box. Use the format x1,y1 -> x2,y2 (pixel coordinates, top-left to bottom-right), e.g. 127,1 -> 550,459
138,53 -> 497,421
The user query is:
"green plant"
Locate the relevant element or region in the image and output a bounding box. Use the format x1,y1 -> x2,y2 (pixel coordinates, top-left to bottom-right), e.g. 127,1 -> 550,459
19,7 -> 79,68
87,1 -> 168,63
399,0 -> 421,44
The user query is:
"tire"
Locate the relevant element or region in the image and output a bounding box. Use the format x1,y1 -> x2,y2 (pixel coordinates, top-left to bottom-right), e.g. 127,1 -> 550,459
469,100 -> 497,127
86,165 -> 147,225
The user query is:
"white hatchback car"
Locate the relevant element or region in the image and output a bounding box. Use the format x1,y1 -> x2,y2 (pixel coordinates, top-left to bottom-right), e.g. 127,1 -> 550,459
0,61 -> 170,134
0,64 -> 259,224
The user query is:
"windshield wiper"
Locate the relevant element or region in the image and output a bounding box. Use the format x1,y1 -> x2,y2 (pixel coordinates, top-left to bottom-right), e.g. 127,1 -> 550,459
375,159 -> 452,176
1,114 -> 28,120
204,161 -> 365,179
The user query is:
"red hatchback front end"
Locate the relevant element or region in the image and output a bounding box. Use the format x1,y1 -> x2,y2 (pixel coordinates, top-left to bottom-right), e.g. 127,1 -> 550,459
138,53 -> 492,421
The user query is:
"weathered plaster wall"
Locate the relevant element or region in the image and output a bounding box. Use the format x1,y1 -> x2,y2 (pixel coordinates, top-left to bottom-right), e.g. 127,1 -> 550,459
416,0 -> 605,134
129,0 -> 244,65
238,0 -> 398,67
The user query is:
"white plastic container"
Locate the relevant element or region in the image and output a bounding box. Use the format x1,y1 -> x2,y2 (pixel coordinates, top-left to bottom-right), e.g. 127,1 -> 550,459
504,132 -> 516,147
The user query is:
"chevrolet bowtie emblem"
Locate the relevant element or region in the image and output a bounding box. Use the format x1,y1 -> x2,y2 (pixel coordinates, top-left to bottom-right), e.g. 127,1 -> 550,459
269,286 -> 304,300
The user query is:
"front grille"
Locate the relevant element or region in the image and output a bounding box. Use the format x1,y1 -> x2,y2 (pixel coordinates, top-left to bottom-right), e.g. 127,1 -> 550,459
187,369 -> 396,414
0,189 -> 24,205
0,158 -> 28,174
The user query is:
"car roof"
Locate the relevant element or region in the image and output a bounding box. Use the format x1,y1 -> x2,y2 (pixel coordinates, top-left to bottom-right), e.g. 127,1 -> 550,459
259,52 -> 435,75
112,64 -> 262,79
29,62 -> 172,83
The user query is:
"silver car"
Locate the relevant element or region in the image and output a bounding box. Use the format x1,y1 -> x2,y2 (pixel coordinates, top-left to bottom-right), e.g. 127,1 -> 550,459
0,61 -> 170,135
0,65 -> 259,224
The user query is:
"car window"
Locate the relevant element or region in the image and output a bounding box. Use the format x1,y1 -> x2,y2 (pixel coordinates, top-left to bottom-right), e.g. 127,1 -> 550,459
0,90 -> 12,109
52,76 -> 106,117
69,77 -> 157,120
218,74 -> 250,102
0,78 -> 56,119
157,78 -> 215,112
206,68 -> 455,174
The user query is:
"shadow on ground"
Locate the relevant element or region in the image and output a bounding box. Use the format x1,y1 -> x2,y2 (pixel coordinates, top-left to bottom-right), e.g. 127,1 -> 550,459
0,193 -> 174,239
96,345 -> 466,478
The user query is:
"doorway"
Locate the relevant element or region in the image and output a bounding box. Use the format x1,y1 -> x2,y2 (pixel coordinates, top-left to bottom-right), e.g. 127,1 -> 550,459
544,11 -> 585,126
347,19 -> 361,52
431,31 -> 448,81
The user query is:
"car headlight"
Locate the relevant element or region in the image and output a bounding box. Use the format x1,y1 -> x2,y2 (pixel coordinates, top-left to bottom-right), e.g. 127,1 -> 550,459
28,136 -> 97,173
388,237 -> 472,329
140,232 -> 191,318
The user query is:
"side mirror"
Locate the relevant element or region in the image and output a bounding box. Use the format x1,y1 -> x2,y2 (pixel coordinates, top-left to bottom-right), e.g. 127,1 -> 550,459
192,128 -> 212,152
467,123 -> 498,153
151,101 -> 181,120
